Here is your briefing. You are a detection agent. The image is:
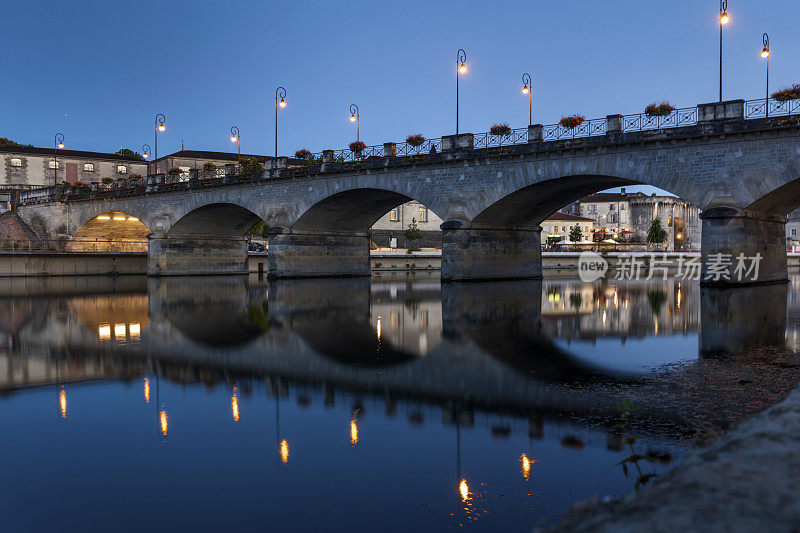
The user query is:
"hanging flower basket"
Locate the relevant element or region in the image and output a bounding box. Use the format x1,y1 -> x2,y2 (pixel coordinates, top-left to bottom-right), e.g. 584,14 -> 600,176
406,134 -> 426,147
294,149 -> 312,160
644,101 -> 676,117
350,141 -> 367,152
771,84 -> 800,102
559,115 -> 586,129
490,123 -> 512,136
167,168 -> 182,177
203,162 -> 216,171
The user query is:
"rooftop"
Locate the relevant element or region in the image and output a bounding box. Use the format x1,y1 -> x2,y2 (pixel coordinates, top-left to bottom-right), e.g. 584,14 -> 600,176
153,150 -> 276,163
0,145 -> 146,162
545,212 -> 594,222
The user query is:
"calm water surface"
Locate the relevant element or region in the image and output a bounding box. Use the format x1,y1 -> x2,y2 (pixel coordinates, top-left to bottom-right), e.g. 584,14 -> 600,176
0,272 -> 796,531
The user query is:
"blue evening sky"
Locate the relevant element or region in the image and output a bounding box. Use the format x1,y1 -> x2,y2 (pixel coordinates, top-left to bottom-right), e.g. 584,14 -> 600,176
2,0 -> 796,193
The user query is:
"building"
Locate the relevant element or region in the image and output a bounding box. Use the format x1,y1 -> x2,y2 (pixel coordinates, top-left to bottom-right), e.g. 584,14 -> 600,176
371,201 -> 442,249
542,212 -> 594,248
579,188 -> 701,249
787,209 -> 800,250
0,146 -> 148,211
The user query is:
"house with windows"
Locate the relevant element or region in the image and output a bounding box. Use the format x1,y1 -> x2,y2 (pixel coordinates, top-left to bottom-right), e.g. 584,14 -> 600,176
150,150 -> 275,180
543,212 -> 594,248
371,201 -> 442,249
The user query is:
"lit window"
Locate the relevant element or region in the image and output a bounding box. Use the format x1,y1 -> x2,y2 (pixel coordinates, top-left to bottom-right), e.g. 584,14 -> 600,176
418,206 -> 428,223
84,163 -> 95,172
10,158 -> 22,167
389,208 -> 399,222
117,165 -> 127,174
48,161 -> 58,169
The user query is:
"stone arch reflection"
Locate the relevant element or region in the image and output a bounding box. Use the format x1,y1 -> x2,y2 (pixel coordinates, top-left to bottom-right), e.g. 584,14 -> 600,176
268,277 -> 442,366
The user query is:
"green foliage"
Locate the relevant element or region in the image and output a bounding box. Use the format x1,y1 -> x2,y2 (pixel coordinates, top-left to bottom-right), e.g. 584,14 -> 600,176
559,115 -> 586,129
239,157 -> 265,176
116,148 -> 144,160
349,141 -> 367,152
405,217 -> 422,252
647,290 -> 667,315
646,217 -> 668,246
569,292 -> 583,309
0,137 -> 33,148
406,134 -> 426,147
249,220 -> 271,239
615,399 -> 659,491
569,224 -> 583,243
247,301 -> 270,332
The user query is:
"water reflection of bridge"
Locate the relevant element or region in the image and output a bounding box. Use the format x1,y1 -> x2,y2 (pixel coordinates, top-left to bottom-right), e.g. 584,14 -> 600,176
0,275 -> 789,427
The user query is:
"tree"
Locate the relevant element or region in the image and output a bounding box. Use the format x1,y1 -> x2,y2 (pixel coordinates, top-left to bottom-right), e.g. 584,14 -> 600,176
646,218 -> 669,248
116,148 -> 144,160
249,220 -> 271,240
0,137 -> 33,148
405,217 -> 422,253
569,224 -> 583,243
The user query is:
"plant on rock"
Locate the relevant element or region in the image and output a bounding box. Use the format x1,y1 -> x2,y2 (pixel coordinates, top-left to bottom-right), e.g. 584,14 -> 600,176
771,84 -> 800,102
559,115 -> 586,129
349,141 -> 367,152
644,101 -> 676,117
490,123 -> 512,136
406,134 -> 426,147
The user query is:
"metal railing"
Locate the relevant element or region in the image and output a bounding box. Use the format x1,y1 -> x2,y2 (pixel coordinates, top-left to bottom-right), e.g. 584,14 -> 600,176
622,106 -> 698,132
542,118 -> 606,141
745,97 -> 800,119
474,128 -> 528,148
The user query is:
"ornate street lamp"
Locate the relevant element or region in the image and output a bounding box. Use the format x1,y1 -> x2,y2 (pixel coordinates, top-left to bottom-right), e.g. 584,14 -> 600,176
53,132 -> 64,185
154,114 -> 166,174
719,0 -> 730,102
275,86 -> 286,158
761,33 -> 770,117
521,73 -> 532,126
230,125 -> 240,155
349,104 -> 360,143
456,49 -> 467,135
142,144 -> 151,174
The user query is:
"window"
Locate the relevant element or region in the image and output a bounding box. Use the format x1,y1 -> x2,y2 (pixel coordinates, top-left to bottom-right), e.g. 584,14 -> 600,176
418,206 -> 428,222
609,204 -> 616,211
10,158 -> 22,167
792,229 -> 797,237
620,204 -> 626,210
84,163 -> 95,172
117,165 -> 127,174
389,208 -> 399,222
48,161 -> 59,169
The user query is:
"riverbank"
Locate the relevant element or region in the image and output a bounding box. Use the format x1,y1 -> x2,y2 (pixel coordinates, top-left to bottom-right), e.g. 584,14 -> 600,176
541,346 -> 800,532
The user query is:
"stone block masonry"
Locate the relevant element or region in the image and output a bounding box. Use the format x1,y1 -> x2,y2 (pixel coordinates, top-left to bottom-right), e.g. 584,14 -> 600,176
442,225 -> 543,281
267,231 -> 370,278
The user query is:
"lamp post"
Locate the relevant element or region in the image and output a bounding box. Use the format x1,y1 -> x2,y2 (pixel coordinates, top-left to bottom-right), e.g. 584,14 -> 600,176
761,33 -> 770,117
142,144 -> 151,174
53,133 -> 64,185
719,1 -> 730,102
275,86 -> 286,158
456,49 -> 467,134
230,126 -> 240,155
154,114 -> 166,174
521,73 -> 532,126
349,104 -> 360,143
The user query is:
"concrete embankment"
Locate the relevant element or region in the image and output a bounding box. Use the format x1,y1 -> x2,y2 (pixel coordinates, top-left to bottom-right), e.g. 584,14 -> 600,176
0,250 -> 798,276
541,384 -> 800,532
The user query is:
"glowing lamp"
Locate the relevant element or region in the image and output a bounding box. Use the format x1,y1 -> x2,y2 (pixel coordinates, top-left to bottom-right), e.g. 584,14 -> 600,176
350,114 -> 356,122
279,98 -> 286,108
458,63 -> 467,74
158,124 -> 165,132
760,48 -> 770,58
719,12 -> 730,24
522,85 -> 529,95
58,142 -> 64,149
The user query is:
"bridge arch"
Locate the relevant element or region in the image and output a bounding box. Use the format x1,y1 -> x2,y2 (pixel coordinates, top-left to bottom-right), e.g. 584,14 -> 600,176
69,211 -> 152,252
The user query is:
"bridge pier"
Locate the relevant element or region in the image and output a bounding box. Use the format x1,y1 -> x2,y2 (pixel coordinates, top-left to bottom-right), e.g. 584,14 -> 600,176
441,224 -> 542,281
267,229 -> 370,278
700,208 -> 787,286
147,234 -> 248,276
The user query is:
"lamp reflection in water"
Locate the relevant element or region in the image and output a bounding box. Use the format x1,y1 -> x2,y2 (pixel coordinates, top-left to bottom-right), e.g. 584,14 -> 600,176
459,478 -> 470,502
280,439 -> 289,464
521,453 -> 532,481
159,408 -> 168,436
350,413 -> 359,446
144,377 -> 150,404
231,386 -> 240,422
59,387 -> 67,419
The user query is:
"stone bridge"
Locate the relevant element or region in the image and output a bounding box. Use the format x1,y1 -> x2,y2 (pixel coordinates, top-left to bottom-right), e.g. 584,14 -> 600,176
13,100 -> 800,285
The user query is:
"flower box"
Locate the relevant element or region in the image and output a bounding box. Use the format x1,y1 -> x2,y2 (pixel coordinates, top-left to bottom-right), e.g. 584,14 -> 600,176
294,149 -> 312,160
644,101 -> 676,117
349,141 -> 367,152
490,123 -> 512,136
406,134 -> 426,147
771,84 -> 800,102
559,115 -> 586,129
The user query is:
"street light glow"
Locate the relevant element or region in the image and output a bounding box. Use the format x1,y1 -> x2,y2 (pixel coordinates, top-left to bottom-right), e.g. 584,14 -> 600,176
458,63 -> 467,74
231,135 -> 237,143
279,98 -> 286,108
158,123 -> 165,132
58,142 -> 64,149
760,47 -> 770,58
350,114 -> 356,122
522,85 -> 529,95
719,11 -> 730,24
